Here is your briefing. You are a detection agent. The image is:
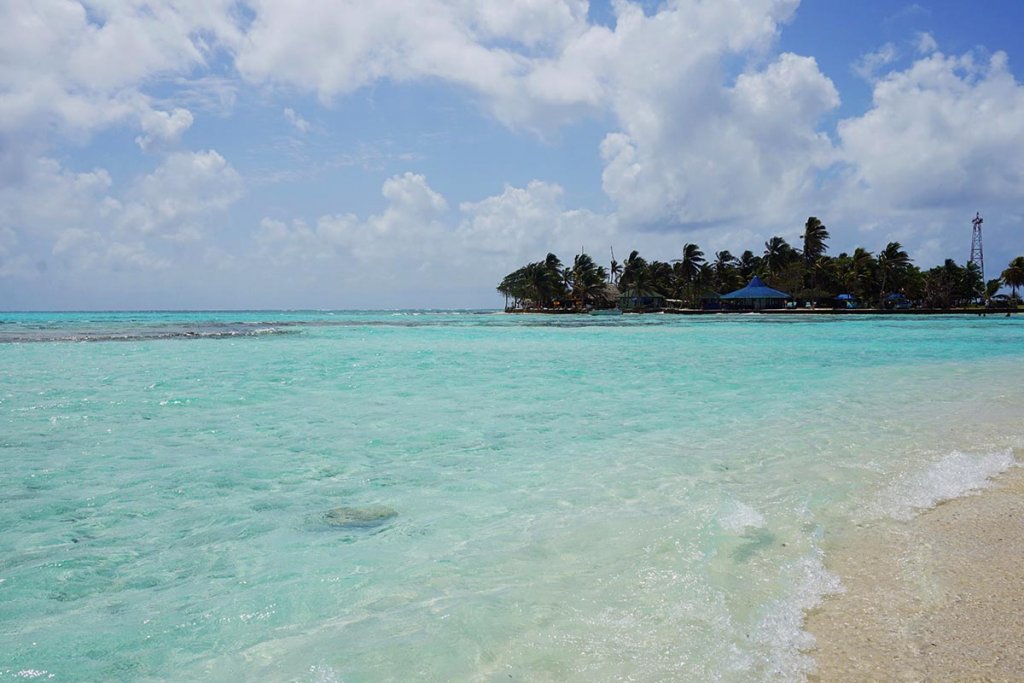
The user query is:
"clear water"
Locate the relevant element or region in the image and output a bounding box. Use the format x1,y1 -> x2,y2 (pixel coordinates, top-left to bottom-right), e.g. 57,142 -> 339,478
2,311 -> 1022,681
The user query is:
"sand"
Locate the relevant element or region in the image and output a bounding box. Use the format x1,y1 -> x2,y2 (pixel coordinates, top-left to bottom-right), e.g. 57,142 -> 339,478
806,462 -> 1024,681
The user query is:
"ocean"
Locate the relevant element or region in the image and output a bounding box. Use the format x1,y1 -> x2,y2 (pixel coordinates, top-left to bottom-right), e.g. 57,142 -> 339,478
2,311 -> 1021,681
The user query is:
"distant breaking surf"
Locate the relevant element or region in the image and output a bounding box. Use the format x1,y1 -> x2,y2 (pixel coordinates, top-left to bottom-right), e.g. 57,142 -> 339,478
0,325 -> 298,343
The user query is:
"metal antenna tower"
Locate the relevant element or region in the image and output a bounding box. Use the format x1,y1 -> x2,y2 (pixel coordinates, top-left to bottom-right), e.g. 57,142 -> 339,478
969,211 -> 985,284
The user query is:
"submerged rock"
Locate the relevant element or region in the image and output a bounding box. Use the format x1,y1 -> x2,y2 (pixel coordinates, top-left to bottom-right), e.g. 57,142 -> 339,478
322,505 -> 397,528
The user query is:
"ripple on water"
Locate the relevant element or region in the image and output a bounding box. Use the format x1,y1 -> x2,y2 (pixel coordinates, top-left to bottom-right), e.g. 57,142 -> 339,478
1,311 -> 1023,681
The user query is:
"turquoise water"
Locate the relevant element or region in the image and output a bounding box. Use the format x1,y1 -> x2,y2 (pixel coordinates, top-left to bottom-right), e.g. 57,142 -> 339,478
2,311 -> 1022,681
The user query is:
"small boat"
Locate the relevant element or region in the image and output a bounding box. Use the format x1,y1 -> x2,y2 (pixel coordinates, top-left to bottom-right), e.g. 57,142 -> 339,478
589,308 -> 622,316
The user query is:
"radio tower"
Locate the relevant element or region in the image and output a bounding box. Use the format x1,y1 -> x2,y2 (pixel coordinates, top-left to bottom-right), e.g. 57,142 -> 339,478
969,212 -> 985,302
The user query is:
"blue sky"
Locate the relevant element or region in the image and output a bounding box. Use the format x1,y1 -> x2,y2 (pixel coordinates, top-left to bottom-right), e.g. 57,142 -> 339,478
2,0 -> 1024,309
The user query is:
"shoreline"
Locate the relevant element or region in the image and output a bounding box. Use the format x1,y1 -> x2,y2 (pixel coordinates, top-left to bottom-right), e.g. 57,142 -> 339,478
806,457 -> 1024,681
504,307 -> 1019,315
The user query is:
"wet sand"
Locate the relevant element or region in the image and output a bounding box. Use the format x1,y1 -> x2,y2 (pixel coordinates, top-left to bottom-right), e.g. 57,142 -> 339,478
807,461 -> 1024,681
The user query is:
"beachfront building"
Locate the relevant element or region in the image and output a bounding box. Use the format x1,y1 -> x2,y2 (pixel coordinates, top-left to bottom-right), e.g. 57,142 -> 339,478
720,276 -> 791,311
619,292 -> 666,311
700,291 -> 722,310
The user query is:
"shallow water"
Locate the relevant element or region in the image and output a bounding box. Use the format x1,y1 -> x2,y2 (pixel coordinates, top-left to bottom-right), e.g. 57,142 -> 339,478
2,311 -> 1022,681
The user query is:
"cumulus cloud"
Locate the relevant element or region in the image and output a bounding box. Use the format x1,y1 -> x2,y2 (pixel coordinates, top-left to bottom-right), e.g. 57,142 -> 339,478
0,0 -> 239,140
236,0 -> 526,115
256,172 -> 447,265
0,157 -> 113,249
0,149 -> 243,284
601,51 -> 839,227
251,172 -> 617,302
458,180 -> 614,261
51,227 -> 170,272
815,46 -> 1024,266
838,50 -> 1024,211
136,107 -> 194,150
123,150 -> 244,238
232,0 -> 803,137
0,0 -> 833,242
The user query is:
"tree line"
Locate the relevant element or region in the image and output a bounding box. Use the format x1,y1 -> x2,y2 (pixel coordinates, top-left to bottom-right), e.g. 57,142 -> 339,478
497,217 -> 1024,311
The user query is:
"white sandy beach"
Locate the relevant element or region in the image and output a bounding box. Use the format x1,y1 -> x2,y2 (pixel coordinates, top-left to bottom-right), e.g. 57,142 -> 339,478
807,456 -> 1024,681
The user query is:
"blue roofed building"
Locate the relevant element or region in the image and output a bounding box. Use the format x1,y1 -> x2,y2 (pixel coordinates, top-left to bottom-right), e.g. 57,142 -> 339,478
720,276 -> 792,311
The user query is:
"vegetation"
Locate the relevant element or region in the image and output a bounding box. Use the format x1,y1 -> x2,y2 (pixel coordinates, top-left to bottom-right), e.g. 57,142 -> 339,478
498,252 -> 609,310
497,216 -> 1024,312
1001,256 -> 1024,299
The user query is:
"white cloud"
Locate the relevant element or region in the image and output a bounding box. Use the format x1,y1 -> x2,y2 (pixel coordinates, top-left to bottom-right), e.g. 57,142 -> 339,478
601,51 -> 839,227
122,150 -> 244,237
0,0 -> 238,144
838,50 -> 1024,211
799,46 -> 1024,268
458,180 -> 614,261
915,32 -> 938,55
232,0 -> 804,137
257,172 -> 447,266
5,1 -> 1024,306
283,107 -> 310,134
0,149 -> 243,282
0,157 -> 113,243
853,43 -> 898,81
136,107 -> 194,149
236,0 -> 527,110
250,172 -> 618,302
51,226 -> 170,272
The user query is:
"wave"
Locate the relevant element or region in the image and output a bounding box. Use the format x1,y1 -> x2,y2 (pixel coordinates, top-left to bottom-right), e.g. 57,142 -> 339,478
871,449 -> 1018,521
753,541 -> 843,681
0,326 -> 298,343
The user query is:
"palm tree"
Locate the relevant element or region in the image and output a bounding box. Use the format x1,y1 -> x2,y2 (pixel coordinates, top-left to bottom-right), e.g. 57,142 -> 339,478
543,253 -> 562,276
625,266 -> 652,310
738,250 -> 761,280
762,236 -> 795,277
620,250 -> 645,289
544,253 -> 568,306
567,252 -> 607,308
619,250 -> 650,308
695,262 -> 716,303
497,266 -> 529,309
801,217 -> 830,264
876,241 -> 911,306
673,243 -> 705,305
527,261 -> 557,307
1001,256 -> 1024,299
713,250 -> 741,292
609,257 -> 622,285
800,217 -> 829,291
847,247 -> 875,301
674,243 -> 705,281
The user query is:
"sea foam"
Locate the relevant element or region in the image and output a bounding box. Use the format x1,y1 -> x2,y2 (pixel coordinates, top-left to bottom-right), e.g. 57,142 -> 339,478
750,543 -> 843,682
872,449 -> 1018,521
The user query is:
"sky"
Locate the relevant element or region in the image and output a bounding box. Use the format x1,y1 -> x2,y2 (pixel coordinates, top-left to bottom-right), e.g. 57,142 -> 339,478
2,0 -> 1024,310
